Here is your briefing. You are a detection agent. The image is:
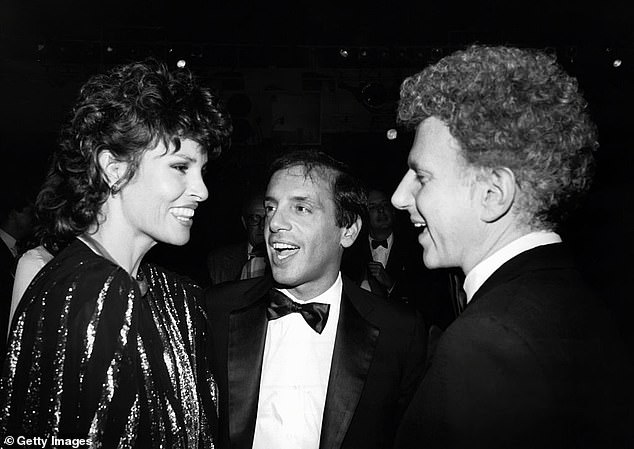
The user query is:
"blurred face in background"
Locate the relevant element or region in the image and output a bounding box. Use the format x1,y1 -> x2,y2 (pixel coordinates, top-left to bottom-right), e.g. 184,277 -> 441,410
242,195 -> 266,248
367,189 -> 394,237
10,205 -> 35,241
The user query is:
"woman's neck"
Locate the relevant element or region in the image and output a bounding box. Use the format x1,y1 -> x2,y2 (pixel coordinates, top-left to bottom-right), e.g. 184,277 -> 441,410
80,226 -> 155,278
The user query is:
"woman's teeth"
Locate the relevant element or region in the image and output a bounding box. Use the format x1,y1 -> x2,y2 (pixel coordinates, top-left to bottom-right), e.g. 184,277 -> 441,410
171,207 -> 194,222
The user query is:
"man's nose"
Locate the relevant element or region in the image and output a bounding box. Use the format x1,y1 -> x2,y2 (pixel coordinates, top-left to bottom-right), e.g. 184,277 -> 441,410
392,173 -> 413,210
267,208 -> 291,233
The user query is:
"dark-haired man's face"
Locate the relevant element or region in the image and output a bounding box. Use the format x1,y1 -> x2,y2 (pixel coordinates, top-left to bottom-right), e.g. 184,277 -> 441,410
264,166 -> 359,301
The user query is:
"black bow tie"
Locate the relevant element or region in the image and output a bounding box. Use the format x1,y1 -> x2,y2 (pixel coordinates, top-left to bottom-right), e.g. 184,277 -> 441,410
266,288 -> 330,334
371,239 -> 388,249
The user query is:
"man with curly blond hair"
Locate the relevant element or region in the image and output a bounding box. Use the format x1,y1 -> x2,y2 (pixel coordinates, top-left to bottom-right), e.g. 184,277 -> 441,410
391,45 -> 633,448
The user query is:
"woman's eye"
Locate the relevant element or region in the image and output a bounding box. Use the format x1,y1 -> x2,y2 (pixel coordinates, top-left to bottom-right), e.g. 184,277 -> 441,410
173,164 -> 188,173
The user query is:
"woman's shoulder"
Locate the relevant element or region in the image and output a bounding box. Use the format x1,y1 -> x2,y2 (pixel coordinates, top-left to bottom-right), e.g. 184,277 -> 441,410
32,239 -> 137,298
13,241 -> 141,338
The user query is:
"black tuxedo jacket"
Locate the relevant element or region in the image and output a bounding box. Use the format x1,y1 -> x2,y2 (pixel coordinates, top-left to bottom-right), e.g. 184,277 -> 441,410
0,239 -> 15,364
205,275 -> 427,449
394,243 -> 634,449
342,232 -> 457,330
342,233 -> 408,298
207,241 -> 249,286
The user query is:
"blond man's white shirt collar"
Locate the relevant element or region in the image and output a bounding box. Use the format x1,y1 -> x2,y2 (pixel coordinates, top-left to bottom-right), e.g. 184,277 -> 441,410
463,231 -> 562,303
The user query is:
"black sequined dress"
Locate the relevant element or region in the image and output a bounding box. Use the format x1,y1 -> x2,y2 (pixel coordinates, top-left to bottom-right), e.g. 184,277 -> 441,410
1,238 -> 218,448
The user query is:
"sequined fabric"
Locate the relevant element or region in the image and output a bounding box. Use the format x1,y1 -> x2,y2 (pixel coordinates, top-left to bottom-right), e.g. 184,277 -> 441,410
1,239 -> 217,448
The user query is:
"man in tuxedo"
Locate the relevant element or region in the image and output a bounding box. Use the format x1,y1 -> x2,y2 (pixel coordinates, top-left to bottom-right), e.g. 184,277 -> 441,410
207,189 -> 268,285
342,188 -> 401,297
342,188 -> 456,329
0,191 -> 35,358
391,45 -> 633,448
205,150 -> 426,449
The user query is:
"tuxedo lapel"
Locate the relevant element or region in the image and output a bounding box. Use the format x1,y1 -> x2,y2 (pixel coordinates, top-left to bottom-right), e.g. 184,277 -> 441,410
227,284 -> 270,449
386,237 -> 410,284
361,238 -> 389,296
0,241 -> 15,274
225,242 -> 249,281
319,284 -> 380,449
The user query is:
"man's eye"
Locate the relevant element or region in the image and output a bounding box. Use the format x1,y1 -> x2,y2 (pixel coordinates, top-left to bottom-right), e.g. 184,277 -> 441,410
264,205 -> 276,214
296,205 -> 310,213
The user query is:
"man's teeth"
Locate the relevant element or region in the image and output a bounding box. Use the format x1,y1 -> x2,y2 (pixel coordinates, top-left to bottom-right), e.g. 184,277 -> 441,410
272,242 -> 300,259
171,207 -> 194,222
272,242 -> 299,250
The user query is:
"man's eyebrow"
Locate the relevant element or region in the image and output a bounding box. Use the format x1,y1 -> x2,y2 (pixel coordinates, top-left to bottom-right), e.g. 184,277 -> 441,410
290,195 -> 312,202
173,154 -> 198,163
265,194 -> 322,207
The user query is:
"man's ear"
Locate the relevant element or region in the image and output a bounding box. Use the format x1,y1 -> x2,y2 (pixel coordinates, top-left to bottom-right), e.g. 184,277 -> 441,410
340,216 -> 362,248
97,150 -> 127,191
479,167 -> 517,223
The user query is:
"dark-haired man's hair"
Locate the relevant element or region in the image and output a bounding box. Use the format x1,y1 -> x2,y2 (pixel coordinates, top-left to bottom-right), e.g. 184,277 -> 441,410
268,150 -> 368,228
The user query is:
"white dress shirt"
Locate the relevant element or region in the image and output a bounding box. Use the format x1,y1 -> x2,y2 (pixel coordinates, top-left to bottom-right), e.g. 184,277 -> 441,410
361,234 -> 393,292
369,233 -> 393,267
240,242 -> 267,280
252,273 -> 343,449
463,231 -> 562,303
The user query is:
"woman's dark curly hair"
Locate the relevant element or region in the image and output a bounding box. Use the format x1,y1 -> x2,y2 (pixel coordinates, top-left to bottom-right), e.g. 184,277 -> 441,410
36,59 -> 232,254
398,45 -> 598,229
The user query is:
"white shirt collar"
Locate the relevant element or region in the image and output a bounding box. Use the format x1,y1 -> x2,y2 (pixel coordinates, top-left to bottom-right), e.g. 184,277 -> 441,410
0,228 -> 17,257
463,231 -> 562,303
279,272 -> 343,306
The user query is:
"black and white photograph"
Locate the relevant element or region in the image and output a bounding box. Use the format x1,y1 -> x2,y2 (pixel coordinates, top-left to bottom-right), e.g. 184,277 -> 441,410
1,1 -> 633,448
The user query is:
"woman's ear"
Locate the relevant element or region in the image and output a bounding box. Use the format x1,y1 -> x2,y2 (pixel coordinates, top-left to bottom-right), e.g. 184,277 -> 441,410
97,151 -> 127,192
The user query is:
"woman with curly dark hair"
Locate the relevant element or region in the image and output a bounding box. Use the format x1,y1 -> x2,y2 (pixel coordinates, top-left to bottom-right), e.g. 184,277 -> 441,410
1,59 -> 231,448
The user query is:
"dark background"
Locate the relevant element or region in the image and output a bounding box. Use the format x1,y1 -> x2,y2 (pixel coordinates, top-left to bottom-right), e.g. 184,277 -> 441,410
2,1 -> 633,341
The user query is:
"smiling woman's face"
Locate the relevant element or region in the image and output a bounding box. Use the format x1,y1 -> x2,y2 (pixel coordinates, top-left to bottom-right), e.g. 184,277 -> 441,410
116,138 -> 209,248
